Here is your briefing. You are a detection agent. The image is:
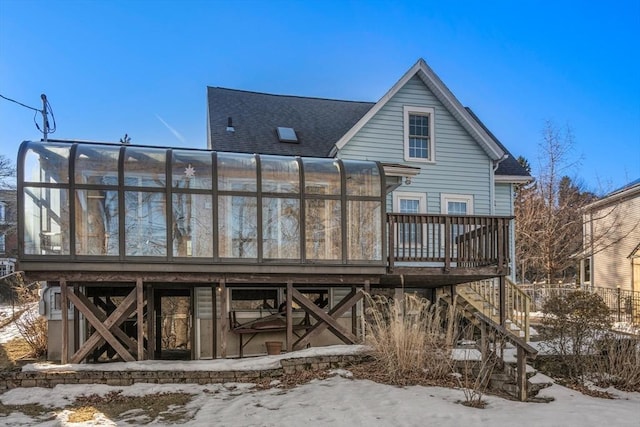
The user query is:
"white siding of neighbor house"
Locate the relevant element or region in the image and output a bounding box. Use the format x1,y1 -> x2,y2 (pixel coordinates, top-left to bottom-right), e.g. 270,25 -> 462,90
337,75 -> 492,215
587,193 -> 640,292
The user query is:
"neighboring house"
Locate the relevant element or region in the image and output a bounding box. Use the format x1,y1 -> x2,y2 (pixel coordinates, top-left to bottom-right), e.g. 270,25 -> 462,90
17,58 -> 530,365
579,178 -> 640,292
0,189 -> 17,276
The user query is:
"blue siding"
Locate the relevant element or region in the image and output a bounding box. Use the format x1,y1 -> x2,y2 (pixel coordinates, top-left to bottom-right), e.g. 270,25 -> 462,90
338,75 -> 492,215
494,183 -> 513,216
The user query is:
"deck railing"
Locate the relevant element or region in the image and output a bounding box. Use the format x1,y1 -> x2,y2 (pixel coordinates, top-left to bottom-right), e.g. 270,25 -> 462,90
387,213 -> 512,271
467,277 -> 531,341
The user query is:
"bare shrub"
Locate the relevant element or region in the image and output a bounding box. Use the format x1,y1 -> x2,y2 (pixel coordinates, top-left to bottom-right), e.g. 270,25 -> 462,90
449,323 -> 499,408
11,282 -> 47,357
364,293 -> 455,384
13,306 -> 47,357
590,336 -> 640,392
541,291 -> 612,381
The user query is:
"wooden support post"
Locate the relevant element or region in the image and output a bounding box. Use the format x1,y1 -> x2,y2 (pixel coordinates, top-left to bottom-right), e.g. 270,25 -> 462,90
60,279 -> 68,364
190,287 -> 195,361
480,321 -> 487,361
363,280 -> 370,342
154,292 -> 162,359
517,346 -> 528,402
73,283 -> 80,353
136,278 -> 144,361
212,283 -> 217,359
219,279 -> 227,358
351,286 -> 357,336
146,285 -> 155,360
286,281 -> 293,353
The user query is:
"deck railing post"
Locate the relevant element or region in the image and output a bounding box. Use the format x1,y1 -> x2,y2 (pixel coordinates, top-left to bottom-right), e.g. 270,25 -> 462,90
388,214 -> 395,270
444,216 -> 451,271
524,295 -> 530,342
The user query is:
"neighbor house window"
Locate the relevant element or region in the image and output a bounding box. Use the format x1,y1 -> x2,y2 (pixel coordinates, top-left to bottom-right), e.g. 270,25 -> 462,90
581,257 -> 591,284
404,106 -> 435,162
0,234 -> 5,254
0,202 -> 6,223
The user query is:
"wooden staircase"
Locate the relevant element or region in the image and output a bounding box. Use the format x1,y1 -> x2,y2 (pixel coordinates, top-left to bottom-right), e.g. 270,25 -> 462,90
453,277 -> 532,341
439,278 -> 540,401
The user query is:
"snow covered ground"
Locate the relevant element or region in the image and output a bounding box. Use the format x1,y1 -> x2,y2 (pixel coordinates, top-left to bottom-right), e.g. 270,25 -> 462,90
1,368 -> 639,426
1,305 -> 639,426
2,345 -> 640,426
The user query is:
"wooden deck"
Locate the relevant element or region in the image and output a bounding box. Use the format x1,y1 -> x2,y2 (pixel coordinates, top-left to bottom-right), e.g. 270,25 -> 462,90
20,213 -> 512,288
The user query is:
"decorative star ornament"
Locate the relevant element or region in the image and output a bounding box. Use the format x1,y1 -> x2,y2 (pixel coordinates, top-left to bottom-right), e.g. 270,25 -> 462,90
184,164 -> 196,179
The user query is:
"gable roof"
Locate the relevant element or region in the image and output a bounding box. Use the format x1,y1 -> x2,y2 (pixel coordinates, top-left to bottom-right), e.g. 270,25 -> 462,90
332,59 -> 504,161
583,178 -> 640,211
207,58 -> 530,179
207,87 -> 373,157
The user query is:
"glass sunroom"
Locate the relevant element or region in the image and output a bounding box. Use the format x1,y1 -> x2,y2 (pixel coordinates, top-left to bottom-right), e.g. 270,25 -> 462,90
18,140 -> 386,271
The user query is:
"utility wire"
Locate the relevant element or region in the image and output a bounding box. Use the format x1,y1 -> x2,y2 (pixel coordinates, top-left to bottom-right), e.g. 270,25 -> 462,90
1,93 -> 56,137
0,93 -> 41,112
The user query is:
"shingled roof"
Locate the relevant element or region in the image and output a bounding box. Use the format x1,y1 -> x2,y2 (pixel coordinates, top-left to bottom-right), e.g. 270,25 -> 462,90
207,79 -> 529,179
207,87 -> 374,157
464,107 -> 530,178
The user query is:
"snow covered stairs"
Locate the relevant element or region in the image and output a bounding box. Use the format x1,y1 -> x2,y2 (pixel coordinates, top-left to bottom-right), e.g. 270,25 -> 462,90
492,347 -> 553,401
438,282 -> 540,401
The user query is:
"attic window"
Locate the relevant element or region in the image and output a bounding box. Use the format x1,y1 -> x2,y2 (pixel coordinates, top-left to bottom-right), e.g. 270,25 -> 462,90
277,127 -> 298,143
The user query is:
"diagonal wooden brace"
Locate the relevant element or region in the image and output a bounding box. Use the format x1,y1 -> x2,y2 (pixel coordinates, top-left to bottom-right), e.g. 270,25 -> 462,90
73,291 -> 141,356
293,288 -> 364,350
68,288 -> 138,363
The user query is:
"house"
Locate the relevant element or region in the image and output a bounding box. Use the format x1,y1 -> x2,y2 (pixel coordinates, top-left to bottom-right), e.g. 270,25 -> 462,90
579,178 -> 640,293
206,58 -> 532,343
207,59 -> 530,276
17,58 -> 531,367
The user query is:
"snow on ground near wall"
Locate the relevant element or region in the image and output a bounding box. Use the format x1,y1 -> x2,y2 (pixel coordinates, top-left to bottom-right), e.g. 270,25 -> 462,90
23,345 -> 370,373
1,373 -> 639,427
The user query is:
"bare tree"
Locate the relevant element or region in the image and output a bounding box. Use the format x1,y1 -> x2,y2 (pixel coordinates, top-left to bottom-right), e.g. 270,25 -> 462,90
515,121 -> 632,284
0,154 -> 16,190
516,122 -> 591,283
0,155 -> 18,258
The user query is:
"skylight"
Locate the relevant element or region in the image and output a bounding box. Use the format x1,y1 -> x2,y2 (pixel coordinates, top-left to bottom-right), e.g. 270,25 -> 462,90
277,127 -> 298,143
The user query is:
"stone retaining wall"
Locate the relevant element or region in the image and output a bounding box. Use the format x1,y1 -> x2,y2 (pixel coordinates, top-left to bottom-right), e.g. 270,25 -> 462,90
0,354 -> 370,391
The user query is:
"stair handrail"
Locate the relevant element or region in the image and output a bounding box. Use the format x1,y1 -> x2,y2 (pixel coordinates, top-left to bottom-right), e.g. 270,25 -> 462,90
467,278 -> 531,342
473,310 -> 537,401
505,277 -> 531,342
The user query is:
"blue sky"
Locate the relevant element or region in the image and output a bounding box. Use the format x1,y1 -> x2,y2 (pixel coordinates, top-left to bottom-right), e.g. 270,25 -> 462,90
1,0 -> 638,192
